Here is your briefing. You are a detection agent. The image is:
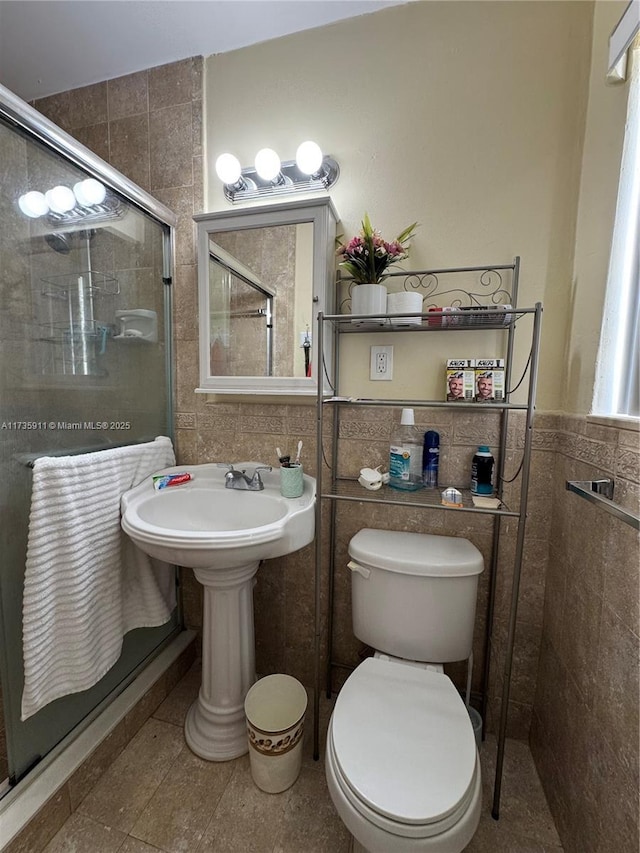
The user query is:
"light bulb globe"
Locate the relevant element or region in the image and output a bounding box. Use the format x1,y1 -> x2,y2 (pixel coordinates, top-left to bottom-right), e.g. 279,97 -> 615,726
296,140 -> 323,175
45,185 -> 76,214
254,148 -> 281,182
215,153 -> 242,185
18,191 -> 49,218
74,178 -> 106,206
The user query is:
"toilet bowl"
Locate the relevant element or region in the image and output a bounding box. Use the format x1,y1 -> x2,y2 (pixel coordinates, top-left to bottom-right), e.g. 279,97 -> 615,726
326,529 -> 485,852
325,656 -> 481,853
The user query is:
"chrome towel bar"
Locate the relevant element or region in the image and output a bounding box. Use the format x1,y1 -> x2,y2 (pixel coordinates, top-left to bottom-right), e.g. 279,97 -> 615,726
566,479 -> 639,530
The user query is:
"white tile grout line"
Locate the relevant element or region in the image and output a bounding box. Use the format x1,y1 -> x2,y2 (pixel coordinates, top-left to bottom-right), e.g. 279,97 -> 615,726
0,630 -> 195,851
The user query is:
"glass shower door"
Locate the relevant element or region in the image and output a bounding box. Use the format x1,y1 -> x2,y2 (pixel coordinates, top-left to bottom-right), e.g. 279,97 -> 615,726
0,114 -> 178,788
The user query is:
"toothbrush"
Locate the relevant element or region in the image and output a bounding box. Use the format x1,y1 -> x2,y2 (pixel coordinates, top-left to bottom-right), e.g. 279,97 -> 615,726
277,446 -> 290,466
294,441 -> 303,464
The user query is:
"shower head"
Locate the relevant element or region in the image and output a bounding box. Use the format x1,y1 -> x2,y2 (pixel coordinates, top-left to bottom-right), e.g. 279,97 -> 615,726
44,228 -> 96,254
45,232 -> 71,254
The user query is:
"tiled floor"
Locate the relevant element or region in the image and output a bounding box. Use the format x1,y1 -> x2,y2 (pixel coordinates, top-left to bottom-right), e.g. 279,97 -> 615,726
43,662 -> 564,853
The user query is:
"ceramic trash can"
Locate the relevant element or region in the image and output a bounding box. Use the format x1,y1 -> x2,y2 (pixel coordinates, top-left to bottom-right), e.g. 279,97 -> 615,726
244,674 -> 308,793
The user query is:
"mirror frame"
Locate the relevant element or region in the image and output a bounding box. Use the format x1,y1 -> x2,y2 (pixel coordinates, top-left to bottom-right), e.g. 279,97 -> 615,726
194,197 -> 339,395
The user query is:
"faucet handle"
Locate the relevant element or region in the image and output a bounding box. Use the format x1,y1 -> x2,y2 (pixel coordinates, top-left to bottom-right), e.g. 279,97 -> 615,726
217,463 -> 241,477
250,465 -> 272,489
217,463 -> 241,485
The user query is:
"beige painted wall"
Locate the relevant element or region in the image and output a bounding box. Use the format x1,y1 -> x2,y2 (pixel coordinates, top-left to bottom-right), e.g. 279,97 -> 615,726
204,0 -> 593,410
565,0 -> 630,414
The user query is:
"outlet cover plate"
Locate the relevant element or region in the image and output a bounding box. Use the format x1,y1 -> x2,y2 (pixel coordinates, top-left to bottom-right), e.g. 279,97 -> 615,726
370,345 -> 393,380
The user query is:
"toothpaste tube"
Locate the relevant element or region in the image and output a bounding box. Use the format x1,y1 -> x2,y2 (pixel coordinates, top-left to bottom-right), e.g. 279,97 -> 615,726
153,472 -> 192,490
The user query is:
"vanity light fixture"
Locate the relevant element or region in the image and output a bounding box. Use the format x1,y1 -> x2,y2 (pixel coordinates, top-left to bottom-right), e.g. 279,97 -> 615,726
73,178 -> 107,207
45,185 -> 76,214
18,190 -> 49,218
254,147 -> 283,183
17,179 -> 124,225
215,140 -> 339,203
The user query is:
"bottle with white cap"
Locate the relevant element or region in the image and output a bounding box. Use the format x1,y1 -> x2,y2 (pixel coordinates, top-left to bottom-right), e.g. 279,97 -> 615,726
389,408 -> 423,491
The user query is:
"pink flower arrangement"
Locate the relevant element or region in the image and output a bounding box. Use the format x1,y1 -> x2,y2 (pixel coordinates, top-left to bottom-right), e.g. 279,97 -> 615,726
337,213 -> 418,284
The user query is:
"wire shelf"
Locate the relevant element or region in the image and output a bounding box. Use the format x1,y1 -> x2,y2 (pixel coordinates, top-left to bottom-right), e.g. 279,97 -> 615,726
322,478 -> 518,516
40,269 -> 120,298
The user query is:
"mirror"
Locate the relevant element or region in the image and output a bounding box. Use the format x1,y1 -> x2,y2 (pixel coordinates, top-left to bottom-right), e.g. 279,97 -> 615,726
195,198 -> 339,395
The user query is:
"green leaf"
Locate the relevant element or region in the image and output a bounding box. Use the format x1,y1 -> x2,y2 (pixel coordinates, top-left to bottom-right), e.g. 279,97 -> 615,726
396,222 -> 419,244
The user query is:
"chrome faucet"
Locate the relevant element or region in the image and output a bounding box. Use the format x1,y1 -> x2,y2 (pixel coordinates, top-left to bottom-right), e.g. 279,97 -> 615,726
219,464 -> 272,491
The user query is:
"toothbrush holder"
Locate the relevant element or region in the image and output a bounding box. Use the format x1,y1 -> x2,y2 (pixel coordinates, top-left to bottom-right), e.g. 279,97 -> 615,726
280,464 -> 304,498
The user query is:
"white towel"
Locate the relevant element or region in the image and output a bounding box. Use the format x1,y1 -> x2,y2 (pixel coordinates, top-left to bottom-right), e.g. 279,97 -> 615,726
21,436 -> 176,721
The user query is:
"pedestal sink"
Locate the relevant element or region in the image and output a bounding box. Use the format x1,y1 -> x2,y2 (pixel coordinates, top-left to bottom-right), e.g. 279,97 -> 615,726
121,463 -> 315,761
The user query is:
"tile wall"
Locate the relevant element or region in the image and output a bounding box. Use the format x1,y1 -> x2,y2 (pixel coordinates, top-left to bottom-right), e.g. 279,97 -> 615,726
530,414 -> 639,853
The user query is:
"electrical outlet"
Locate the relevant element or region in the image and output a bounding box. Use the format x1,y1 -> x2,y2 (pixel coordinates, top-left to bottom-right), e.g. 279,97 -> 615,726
370,345 -> 393,380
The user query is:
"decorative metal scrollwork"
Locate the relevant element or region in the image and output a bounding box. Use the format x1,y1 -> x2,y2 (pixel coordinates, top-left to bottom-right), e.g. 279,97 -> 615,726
337,265 -> 515,316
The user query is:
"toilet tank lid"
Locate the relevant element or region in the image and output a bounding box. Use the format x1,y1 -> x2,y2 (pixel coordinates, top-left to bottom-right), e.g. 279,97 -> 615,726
348,529 -> 484,577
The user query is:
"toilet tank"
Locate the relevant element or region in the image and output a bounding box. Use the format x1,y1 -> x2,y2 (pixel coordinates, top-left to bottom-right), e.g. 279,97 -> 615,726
347,528 -> 484,663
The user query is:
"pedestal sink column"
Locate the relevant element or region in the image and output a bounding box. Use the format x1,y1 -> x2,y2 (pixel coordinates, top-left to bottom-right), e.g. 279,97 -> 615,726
184,560 -> 259,761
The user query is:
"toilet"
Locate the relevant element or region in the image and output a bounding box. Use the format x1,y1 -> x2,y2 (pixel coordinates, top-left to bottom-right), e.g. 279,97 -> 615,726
325,528 -> 485,853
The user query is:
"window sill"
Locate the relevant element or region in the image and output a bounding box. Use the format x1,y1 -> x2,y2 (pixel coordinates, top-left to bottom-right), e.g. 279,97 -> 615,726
587,414 -> 639,432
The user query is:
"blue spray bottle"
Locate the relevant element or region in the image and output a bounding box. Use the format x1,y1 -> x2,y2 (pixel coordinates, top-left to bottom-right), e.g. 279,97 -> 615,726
422,430 -> 440,488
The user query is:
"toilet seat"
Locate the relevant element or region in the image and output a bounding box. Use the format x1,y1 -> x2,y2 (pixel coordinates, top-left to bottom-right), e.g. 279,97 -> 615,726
330,657 -> 478,838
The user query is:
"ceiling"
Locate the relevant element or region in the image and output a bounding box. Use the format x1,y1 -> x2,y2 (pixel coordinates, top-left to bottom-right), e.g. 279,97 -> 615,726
0,0 -> 406,102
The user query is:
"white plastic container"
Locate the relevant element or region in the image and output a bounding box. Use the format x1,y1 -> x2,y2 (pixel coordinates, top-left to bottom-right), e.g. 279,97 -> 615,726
347,528 -> 484,662
386,291 -> 423,326
244,674 -> 307,793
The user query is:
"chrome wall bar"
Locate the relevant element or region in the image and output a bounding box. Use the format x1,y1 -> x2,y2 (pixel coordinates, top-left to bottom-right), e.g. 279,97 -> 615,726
381,262 -> 519,277
323,398 -> 529,411
492,302 -> 543,819
313,311 -> 326,762
566,479 -> 639,530
481,256 -> 520,732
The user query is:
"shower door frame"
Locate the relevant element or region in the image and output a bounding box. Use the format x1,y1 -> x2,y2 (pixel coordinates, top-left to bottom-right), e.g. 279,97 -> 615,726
0,83 -> 180,788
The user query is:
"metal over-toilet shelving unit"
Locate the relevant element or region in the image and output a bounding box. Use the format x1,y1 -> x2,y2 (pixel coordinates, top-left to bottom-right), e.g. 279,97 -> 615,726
312,258 -> 543,819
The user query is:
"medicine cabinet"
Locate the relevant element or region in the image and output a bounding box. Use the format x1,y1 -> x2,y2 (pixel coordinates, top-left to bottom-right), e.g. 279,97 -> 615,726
194,198 -> 339,395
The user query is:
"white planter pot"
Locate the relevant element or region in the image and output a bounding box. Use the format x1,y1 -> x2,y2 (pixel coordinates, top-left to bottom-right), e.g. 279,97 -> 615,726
350,283 -> 388,326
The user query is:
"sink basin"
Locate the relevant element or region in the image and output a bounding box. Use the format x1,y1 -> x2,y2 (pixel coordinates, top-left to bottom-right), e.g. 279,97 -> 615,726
120,462 -> 316,762
121,462 -> 316,569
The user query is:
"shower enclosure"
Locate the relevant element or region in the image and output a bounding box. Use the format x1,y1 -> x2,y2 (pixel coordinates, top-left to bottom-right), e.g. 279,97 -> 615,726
0,85 -> 179,793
